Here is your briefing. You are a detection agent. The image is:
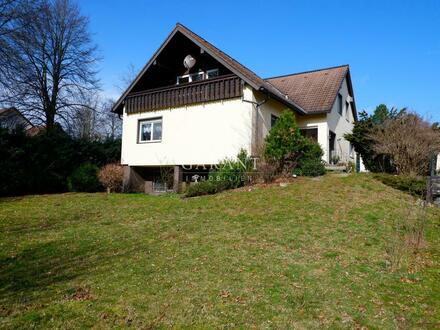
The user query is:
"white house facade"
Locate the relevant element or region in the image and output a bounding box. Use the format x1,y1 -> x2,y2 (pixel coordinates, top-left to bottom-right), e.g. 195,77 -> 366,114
113,23 -> 358,192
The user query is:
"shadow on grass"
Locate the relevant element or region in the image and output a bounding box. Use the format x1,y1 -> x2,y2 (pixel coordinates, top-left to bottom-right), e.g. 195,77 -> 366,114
0,239 -> 126,303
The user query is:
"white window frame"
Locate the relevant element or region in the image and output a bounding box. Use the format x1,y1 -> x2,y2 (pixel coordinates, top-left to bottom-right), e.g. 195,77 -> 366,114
138,118 -> 162,143
176,71 -> 204,85
176,69 -> 219,84
206,68 -> 219,79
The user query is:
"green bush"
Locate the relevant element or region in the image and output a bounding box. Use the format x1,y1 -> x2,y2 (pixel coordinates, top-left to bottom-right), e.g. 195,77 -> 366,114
185,180 -> 228,197
186,149 -> 253,197
373,173 -> 426,197
293,158 -> 326,177
264,110 -> 303,170
67,163 -> 101,192
293,139 -> 325,177
210,149 -> 253,189
0,126 -> 121,196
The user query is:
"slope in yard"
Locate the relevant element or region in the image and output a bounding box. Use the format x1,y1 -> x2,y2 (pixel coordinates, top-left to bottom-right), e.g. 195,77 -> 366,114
0,174 -> 439,328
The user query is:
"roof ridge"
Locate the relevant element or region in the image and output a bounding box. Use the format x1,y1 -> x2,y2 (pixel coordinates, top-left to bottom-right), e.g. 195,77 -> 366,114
175,23 -> 265,84
265,64 -> 349,80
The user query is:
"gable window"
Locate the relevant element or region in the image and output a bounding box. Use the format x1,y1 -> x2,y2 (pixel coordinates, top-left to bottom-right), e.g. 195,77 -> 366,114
138,118 -> 162,143
177,72 -> 203,84
271,114 -> 279,128
177,76 -> 190,84
206,69 -> 219,79
176,69 -> 219,84
337,93 -> 343,116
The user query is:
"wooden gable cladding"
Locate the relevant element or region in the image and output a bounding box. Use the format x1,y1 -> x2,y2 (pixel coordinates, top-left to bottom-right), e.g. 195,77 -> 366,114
125,74 -> 243,114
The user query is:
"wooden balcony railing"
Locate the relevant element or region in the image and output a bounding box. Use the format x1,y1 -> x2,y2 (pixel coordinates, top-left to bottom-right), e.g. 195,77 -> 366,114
125,74 -> 243,114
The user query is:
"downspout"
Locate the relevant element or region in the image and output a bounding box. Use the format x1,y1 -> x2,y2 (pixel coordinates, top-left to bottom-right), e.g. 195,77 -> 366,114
242,92 -> 268,156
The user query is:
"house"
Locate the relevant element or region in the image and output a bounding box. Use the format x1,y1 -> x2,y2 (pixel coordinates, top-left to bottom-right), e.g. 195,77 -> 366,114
112,23 -> 358,192
0,107 -> 34,132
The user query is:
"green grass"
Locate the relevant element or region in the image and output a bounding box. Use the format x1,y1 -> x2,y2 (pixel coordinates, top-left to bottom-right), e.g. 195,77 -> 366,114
0,174 -> 439,328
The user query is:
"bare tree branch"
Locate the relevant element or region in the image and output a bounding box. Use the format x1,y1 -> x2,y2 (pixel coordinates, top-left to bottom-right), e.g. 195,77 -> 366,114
0,0 -> 100,130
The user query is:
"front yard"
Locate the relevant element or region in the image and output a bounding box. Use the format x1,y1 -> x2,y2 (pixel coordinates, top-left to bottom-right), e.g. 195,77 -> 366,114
0,174 -> 439,328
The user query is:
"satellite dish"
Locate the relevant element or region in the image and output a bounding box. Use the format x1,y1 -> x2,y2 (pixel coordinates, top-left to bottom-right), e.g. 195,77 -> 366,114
183,55 -> 196,70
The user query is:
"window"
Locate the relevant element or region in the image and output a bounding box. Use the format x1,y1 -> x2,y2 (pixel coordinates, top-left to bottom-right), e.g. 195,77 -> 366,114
191,72 -> 204,82
176,69 -> 219,84
206,69 -> 219,79
345,100 -> 350,120
337,93 -> 343,116
271,114 -> 279,128
177,76 -> 189,84
349,142 -> 354,157
138,118 -> 162,143
300,128 -> 318,143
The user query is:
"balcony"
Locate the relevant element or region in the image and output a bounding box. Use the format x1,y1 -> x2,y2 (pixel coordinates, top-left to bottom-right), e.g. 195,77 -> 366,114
125,74 -> 243,114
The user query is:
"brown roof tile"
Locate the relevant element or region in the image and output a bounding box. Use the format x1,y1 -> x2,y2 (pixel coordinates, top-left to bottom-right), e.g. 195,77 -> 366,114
266,65 -> 349,113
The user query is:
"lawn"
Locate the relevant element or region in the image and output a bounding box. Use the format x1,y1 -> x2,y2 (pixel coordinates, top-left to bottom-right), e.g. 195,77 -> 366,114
0,174 -> 439,328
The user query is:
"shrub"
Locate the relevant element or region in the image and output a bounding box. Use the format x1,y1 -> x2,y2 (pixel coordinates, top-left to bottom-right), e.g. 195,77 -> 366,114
263,110 -> 304,172
293,158 -> 326,177
0,126 -> 121,197
345,105 -> 404,173
185,149 -> 253,197
373,173 -> 426,197
210,149 -> 253,189
185,180 -> 228,197
259,160 -> 278,183
67,163 -> 101,192
98,163 -> 124,193
369,113 -> 440,176
293,139 -> 325,177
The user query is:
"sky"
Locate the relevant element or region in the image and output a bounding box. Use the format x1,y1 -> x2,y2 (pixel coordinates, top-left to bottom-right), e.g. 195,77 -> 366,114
78,0 -> 440,122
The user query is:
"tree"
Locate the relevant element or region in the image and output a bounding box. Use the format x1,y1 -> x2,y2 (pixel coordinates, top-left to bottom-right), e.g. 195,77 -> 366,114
345,104 -> 405,172
97,99 -> 122,140
370,112 -> 440,176
264,110 -> 304,170
0,0 -> 100,130
0,0 -> 34,86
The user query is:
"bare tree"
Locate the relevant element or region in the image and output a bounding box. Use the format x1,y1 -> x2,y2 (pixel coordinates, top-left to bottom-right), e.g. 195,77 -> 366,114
97,99 -> 121,140
370,112 -> 440,176
0,0 -> 100,130
69,93 -> 99,139
115,63 -> 138,93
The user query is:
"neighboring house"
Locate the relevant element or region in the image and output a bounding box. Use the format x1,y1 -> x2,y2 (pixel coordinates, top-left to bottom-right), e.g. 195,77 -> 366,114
112,23 -> 358,192
0,107 -> 44,136
0,107 -> 34,132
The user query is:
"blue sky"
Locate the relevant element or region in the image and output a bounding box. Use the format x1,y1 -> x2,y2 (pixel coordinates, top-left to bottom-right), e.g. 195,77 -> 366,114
78,0 -> 440,122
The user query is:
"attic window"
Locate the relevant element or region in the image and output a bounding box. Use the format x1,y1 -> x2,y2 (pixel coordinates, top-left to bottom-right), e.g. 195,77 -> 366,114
176,69 -> 219,84
177,72 -> 203,84
206,69 -> 219,79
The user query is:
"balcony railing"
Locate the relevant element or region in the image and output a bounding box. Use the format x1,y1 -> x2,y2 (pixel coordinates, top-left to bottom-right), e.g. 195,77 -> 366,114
125,74 -> 243,114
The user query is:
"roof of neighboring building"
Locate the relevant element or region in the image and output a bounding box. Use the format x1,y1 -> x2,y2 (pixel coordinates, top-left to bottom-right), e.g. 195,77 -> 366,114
112,23 -> 356,118
265,65 -> 350,113
0,107 -> 33,125
0,107 -> 41,134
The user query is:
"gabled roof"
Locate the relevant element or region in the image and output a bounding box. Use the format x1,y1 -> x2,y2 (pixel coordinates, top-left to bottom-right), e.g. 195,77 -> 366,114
112,23 -> 356,119
0,107 -> 33,127
112,23 -> 306,114
266,65 -> 350,114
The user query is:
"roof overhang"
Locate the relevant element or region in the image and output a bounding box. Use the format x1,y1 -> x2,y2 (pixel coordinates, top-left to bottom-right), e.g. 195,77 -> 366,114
111,23 -> 306,115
